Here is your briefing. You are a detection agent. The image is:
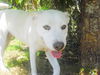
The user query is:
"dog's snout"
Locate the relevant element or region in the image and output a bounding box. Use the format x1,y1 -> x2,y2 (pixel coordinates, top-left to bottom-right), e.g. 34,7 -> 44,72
53,42 -> 64,50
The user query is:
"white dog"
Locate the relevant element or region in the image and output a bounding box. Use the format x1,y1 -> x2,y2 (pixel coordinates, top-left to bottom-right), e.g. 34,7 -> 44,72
0,4 -> 69,75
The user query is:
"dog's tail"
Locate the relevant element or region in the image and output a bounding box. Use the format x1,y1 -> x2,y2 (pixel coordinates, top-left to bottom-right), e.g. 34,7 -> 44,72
0,3 -> 11,9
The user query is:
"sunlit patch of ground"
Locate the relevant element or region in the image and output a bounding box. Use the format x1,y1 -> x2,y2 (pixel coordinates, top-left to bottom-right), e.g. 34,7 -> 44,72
0,38 -> 30,75
1,50 -> 30,75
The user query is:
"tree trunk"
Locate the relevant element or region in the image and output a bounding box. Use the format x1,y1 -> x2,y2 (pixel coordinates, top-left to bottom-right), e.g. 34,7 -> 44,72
80,0 -> 100,73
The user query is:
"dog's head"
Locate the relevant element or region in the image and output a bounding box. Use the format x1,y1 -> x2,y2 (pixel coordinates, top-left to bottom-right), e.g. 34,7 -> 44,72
36,10 -> 69,52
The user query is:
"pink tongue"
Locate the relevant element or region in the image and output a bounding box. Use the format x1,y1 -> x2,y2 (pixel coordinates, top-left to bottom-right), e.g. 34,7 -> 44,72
51,51 -> 62,58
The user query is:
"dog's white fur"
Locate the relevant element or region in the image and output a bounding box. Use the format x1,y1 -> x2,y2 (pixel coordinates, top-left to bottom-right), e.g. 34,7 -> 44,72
0,7 -> 69,75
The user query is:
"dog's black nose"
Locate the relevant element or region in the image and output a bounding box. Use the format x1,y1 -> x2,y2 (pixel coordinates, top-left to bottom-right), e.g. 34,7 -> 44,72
53,42 -> 64,50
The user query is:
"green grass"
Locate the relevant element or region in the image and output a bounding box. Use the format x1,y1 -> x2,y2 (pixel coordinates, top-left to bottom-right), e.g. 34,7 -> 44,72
3,38 -> 45,75
2,38 -> 30,75
6,38 -> 25,51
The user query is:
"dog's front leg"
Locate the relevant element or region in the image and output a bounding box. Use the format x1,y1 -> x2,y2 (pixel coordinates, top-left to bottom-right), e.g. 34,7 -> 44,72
46,51 -> 60,75
29,47 -> 37,75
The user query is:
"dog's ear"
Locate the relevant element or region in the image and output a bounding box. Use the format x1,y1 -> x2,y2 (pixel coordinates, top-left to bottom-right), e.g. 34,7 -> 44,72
64,12 -> 70,22
32,11 -> 44,20
64,12 -> 70,17
32,13 -> 39,20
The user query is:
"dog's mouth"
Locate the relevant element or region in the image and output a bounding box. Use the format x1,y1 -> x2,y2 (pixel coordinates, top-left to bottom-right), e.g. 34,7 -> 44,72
51,51 -> 62,59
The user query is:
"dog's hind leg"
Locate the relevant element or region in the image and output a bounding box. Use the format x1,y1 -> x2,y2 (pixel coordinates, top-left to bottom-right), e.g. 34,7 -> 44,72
46,51 -> 60,75
0,13 -> 9,72
0,31 -> 9,72
0,29 -> 9,72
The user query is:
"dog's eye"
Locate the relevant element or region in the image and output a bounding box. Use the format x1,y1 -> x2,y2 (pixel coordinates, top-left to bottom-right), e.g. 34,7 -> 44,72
43,25 -> 51,30
61,25 -> 66,30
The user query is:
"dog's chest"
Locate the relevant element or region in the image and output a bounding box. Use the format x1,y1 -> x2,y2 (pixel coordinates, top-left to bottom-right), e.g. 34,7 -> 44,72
36,37 -> 48,51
